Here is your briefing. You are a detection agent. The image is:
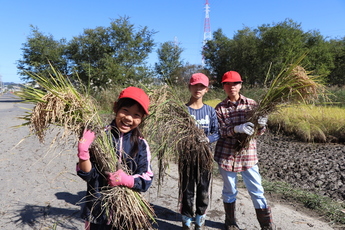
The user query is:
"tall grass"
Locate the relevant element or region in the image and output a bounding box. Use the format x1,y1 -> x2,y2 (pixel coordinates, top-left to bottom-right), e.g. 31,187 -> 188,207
141,85 -> 214,199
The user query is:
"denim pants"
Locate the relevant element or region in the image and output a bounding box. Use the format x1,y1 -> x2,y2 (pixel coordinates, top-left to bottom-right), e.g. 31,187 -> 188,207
218,164 -> 268,209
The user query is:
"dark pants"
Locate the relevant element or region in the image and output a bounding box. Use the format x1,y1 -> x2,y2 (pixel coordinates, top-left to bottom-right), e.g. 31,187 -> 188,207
180,163 -> 211,218
89,223 -> 114,230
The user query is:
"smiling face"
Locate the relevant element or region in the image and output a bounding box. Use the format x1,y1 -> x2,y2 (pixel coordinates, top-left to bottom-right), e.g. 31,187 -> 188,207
114,101 -> 145,133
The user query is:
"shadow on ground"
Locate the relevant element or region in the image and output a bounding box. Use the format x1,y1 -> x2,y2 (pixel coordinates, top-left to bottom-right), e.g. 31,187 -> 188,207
11,191 -> 85,229
12,192 -> 223,229
152,204 -> 224,230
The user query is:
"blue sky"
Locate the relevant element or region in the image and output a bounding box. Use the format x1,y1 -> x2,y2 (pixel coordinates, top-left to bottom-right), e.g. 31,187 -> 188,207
1,0 -> 345,83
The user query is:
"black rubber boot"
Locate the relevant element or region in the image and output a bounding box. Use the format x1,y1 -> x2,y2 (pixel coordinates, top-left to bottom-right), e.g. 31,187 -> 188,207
223,202 -> 240,230
255,207 -> 276,230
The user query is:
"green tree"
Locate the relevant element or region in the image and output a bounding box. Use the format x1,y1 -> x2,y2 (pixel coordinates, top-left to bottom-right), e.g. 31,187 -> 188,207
203,28 -> 233,86
204,19 -> 337,87
17,25 -> 67,81
203,27 -> 261,86
256,19 -> 307,81
174,63 -> 206,85
328,37 -> 345,86
65,16 -> 156,88
154,41 -> 184,84
303,31 -> 334,78
230,27 -> 260,85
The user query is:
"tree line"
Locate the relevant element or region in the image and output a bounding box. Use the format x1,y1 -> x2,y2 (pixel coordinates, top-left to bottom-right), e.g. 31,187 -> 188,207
17,17 -> 345,90
203,19 -> 345,87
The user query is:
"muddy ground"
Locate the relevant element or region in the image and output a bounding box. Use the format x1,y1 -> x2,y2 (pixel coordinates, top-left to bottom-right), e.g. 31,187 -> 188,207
258,131 -> 345,202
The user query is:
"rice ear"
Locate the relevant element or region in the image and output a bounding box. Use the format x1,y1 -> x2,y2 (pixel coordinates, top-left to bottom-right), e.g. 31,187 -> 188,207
239,56 -> 327,151
143,85 -> 214,200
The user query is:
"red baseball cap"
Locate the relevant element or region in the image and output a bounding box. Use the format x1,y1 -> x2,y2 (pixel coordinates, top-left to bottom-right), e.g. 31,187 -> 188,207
189,73 -> 209,87
221,71 -> 243,83
118,87 -> 150,114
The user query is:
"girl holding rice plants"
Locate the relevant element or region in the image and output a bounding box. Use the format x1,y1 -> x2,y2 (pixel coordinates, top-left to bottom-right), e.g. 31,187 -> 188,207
76,86 -> 154,230
180,73 -> 220,230
214,71 -> 275,230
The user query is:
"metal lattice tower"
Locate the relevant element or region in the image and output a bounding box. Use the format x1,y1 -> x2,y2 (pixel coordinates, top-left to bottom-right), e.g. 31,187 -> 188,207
202,0 -> 212,67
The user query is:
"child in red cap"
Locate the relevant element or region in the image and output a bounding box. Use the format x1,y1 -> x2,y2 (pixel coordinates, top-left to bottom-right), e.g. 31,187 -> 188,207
215,71 -> 275,230
76,87 -> 153,230
180,73 -> 220,230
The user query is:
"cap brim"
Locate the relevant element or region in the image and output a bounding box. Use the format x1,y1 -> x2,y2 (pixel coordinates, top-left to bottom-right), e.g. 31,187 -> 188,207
190,82 -> 208,86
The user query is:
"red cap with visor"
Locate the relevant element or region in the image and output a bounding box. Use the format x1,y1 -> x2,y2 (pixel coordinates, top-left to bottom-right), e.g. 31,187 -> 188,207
221,71 -> 243,83
118,87 -> 150,115
189,73 -> 209,87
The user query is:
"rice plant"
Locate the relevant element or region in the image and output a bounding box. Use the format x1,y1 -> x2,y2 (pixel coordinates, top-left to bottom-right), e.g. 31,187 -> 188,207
142,85 -> 213,197
238,55 -> 327,150
269,104 -> 345,142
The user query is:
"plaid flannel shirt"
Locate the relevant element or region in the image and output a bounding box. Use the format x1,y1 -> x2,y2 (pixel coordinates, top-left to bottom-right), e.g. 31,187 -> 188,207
214,94 -> 266,172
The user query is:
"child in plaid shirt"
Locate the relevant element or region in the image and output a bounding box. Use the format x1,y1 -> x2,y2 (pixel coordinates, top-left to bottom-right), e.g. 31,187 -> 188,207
214,71 -> 275,230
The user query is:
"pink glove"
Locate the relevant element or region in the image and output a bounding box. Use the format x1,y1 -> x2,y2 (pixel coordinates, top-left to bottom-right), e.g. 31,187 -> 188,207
106,169 -> 134,188
77,130 -> 96,160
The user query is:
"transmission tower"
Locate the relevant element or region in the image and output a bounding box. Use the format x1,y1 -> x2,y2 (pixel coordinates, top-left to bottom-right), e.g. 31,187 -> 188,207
202,0 -> 212,67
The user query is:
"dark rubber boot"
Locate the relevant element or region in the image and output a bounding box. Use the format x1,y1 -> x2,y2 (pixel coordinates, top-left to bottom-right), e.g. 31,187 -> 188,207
255,207 -> 276,230
223,202 -> 240,230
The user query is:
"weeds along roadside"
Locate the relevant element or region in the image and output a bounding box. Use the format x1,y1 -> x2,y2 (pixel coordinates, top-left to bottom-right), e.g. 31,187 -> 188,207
262,179 -> 345,228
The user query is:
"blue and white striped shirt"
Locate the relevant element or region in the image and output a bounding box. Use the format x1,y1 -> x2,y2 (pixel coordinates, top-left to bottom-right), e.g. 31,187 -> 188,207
187,104 -> 220,143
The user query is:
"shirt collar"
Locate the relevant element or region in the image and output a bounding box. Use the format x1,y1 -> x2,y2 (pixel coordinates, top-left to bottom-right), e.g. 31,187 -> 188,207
225,93 -> 245,105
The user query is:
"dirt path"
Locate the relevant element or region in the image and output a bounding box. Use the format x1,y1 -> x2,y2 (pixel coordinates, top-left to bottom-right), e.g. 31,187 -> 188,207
0,92 -> 335,229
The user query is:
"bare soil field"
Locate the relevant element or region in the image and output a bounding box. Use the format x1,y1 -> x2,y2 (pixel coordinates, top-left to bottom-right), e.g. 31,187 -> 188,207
258,132 -> 345,202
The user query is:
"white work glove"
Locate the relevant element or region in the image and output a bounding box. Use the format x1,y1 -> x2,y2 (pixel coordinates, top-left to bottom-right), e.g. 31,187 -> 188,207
258,116 -> 268,128
197,136 -> 209,143
234,122 -> 254,135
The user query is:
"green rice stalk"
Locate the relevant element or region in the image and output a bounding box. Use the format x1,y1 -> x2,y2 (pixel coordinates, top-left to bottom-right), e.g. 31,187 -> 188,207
18,67 -> 156,229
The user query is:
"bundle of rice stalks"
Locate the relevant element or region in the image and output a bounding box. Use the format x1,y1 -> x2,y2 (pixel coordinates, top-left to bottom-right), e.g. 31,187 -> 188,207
237,57 -> 327,151
143,85 -> 213,195
19,68 -> 155,229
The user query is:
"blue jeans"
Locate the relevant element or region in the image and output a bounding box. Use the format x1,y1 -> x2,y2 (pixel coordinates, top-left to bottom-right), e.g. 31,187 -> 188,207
218,164 -> 268,209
